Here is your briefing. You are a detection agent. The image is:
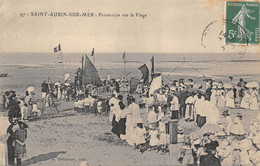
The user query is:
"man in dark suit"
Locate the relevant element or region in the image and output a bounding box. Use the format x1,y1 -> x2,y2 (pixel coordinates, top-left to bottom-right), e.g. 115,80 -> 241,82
200,142 -> 221,166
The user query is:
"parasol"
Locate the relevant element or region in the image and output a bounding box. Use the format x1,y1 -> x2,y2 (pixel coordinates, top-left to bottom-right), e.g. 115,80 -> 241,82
223,83 -> 232,89
27,86 -> 35,93
246,82 -> 259,89
199,124 -> 222,135
54,82 -> 61,86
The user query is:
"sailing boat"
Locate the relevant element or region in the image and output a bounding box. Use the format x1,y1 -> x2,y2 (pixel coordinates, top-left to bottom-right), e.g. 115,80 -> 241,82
76,54 -> 102,87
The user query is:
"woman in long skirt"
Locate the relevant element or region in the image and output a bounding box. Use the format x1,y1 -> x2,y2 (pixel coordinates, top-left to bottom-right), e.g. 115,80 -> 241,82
249,88 -> 259,111
0,115 -> 9,166
240,88 -> 250,109
225,89 -> 235,108
14,121 -> 27,166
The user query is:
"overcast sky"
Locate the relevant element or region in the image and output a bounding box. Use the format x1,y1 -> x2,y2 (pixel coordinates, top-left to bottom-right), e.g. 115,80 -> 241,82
0,0 -> 259,53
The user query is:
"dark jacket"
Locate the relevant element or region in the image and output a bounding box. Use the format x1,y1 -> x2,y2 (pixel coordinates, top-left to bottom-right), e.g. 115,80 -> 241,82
200,154 -> 221,166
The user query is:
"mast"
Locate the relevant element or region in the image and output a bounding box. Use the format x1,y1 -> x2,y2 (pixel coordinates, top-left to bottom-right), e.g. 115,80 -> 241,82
123,52 -> 126,76
60,51 -> 64,76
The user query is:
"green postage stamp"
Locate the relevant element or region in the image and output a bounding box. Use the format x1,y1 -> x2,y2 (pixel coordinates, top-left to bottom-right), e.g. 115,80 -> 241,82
226,1 -> 259,45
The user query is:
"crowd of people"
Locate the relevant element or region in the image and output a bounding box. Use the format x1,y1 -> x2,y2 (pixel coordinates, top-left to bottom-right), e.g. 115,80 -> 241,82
0,90 -> 28,166
1,75 -> 259,165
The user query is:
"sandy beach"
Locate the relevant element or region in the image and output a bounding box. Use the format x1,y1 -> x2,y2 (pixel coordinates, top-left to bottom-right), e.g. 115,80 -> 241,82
0,100 -> 257,166
1,52 -> 260,166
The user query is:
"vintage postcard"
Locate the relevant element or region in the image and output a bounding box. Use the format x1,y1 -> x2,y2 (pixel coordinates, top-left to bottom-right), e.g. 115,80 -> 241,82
0,0 -> 259,166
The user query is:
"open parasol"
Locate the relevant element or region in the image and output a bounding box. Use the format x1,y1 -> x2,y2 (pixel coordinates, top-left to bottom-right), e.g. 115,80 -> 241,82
246,82 -> 259,89
27,86 -> 35,93
223,83 -> 233,89
199,124 -> 222,136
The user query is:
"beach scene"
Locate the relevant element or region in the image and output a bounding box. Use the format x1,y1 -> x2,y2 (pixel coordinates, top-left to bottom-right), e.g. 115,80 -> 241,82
1,51 -> 260,166
1,0 -> 260,165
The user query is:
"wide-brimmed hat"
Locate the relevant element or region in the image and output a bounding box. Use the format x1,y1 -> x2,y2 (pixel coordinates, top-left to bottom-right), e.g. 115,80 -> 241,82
222,110 -> 230,116
177,126 -> 183,133
239,139 -> 253,150
4,91 -> 15,99
205,141 -> 219,150
237,112 -> 242,117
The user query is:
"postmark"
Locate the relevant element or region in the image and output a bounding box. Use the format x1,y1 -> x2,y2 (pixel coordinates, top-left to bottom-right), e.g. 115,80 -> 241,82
226,1 -> 259,45
201,19 -> 248,60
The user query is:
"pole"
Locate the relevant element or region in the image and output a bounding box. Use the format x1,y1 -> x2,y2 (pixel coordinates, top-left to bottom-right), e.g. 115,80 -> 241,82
60,51 -> 64,77
124,54 -> 126,76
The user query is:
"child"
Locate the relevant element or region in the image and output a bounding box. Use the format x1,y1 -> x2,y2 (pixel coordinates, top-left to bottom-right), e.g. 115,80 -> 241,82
148,125 -> 159,151
73,99 -> 84,112
14,121 -> 28,166
177,126 -> 185,163
182,136 -> 194,165
148,107 -> 157,127
217,140 -> 233,166
133,119 -> 147,153
231,141 -> 241,166
32,104 -> 41,116
20,104 -> 28,120
158,130 -> 169,154
231,113 -> 245,140
97,99 -> 103,114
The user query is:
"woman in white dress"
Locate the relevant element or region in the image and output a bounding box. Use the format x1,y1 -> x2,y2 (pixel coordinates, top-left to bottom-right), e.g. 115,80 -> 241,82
240,88 -> 250,109
217,88 -> 225,108
0,115 -> 9,166
249,88 -> 259,111
225,89 -> 235,108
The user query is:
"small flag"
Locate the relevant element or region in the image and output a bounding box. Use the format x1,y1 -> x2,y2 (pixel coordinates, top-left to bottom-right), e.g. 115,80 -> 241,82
58,44 -> 61,51
54,44 -> 61,53
91,48 -> 94,56
138,64 -> 149,85
122,52 -> 125,60
151,56 -> 154,79
130,77 -> 140,94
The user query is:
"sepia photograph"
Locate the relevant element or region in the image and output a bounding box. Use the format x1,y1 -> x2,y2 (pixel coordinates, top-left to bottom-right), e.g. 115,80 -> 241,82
0,0 -> 259,165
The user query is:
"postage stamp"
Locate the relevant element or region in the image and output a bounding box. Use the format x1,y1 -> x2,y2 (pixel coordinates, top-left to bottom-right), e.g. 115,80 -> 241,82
226,1 -> 259,45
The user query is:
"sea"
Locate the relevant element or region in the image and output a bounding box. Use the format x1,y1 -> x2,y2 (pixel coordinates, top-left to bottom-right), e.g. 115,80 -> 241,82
0,52 -> 259,98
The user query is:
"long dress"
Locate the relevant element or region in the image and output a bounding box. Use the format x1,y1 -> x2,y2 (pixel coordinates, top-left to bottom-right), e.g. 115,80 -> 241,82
210,90 -> 217,106
149,130 -> 159,147
240,91 -> 250,109
217,90 -> 225,108
249,90 -> 259,111
185,96 -> 195,120
125,113 -> 135,146
133,127 -> 146,145
225,90 -> 235,108
0,116 -> 9,166
218,145 -> 233,166
14,128 -> 27,158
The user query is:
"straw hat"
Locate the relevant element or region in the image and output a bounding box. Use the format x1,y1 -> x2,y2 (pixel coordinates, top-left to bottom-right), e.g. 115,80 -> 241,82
219,140 -> 229,149
193,139 -> 201,145
239,139 -> 253,151
222,110 -> 230,116
135,118 -> 143,124
4,91 -> 14,99
177,126 -> 183,134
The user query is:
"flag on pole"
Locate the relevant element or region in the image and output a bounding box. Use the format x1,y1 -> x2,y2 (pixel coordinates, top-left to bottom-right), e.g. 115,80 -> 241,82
91,48 -> 94,56
138,64 -> 149,85
122,52 -> 126,60
54,44 -> 61,53
58,44 -> 61,51
149,75 -> 162,95
151,56 -> 154,79
130,77 -> 140,94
